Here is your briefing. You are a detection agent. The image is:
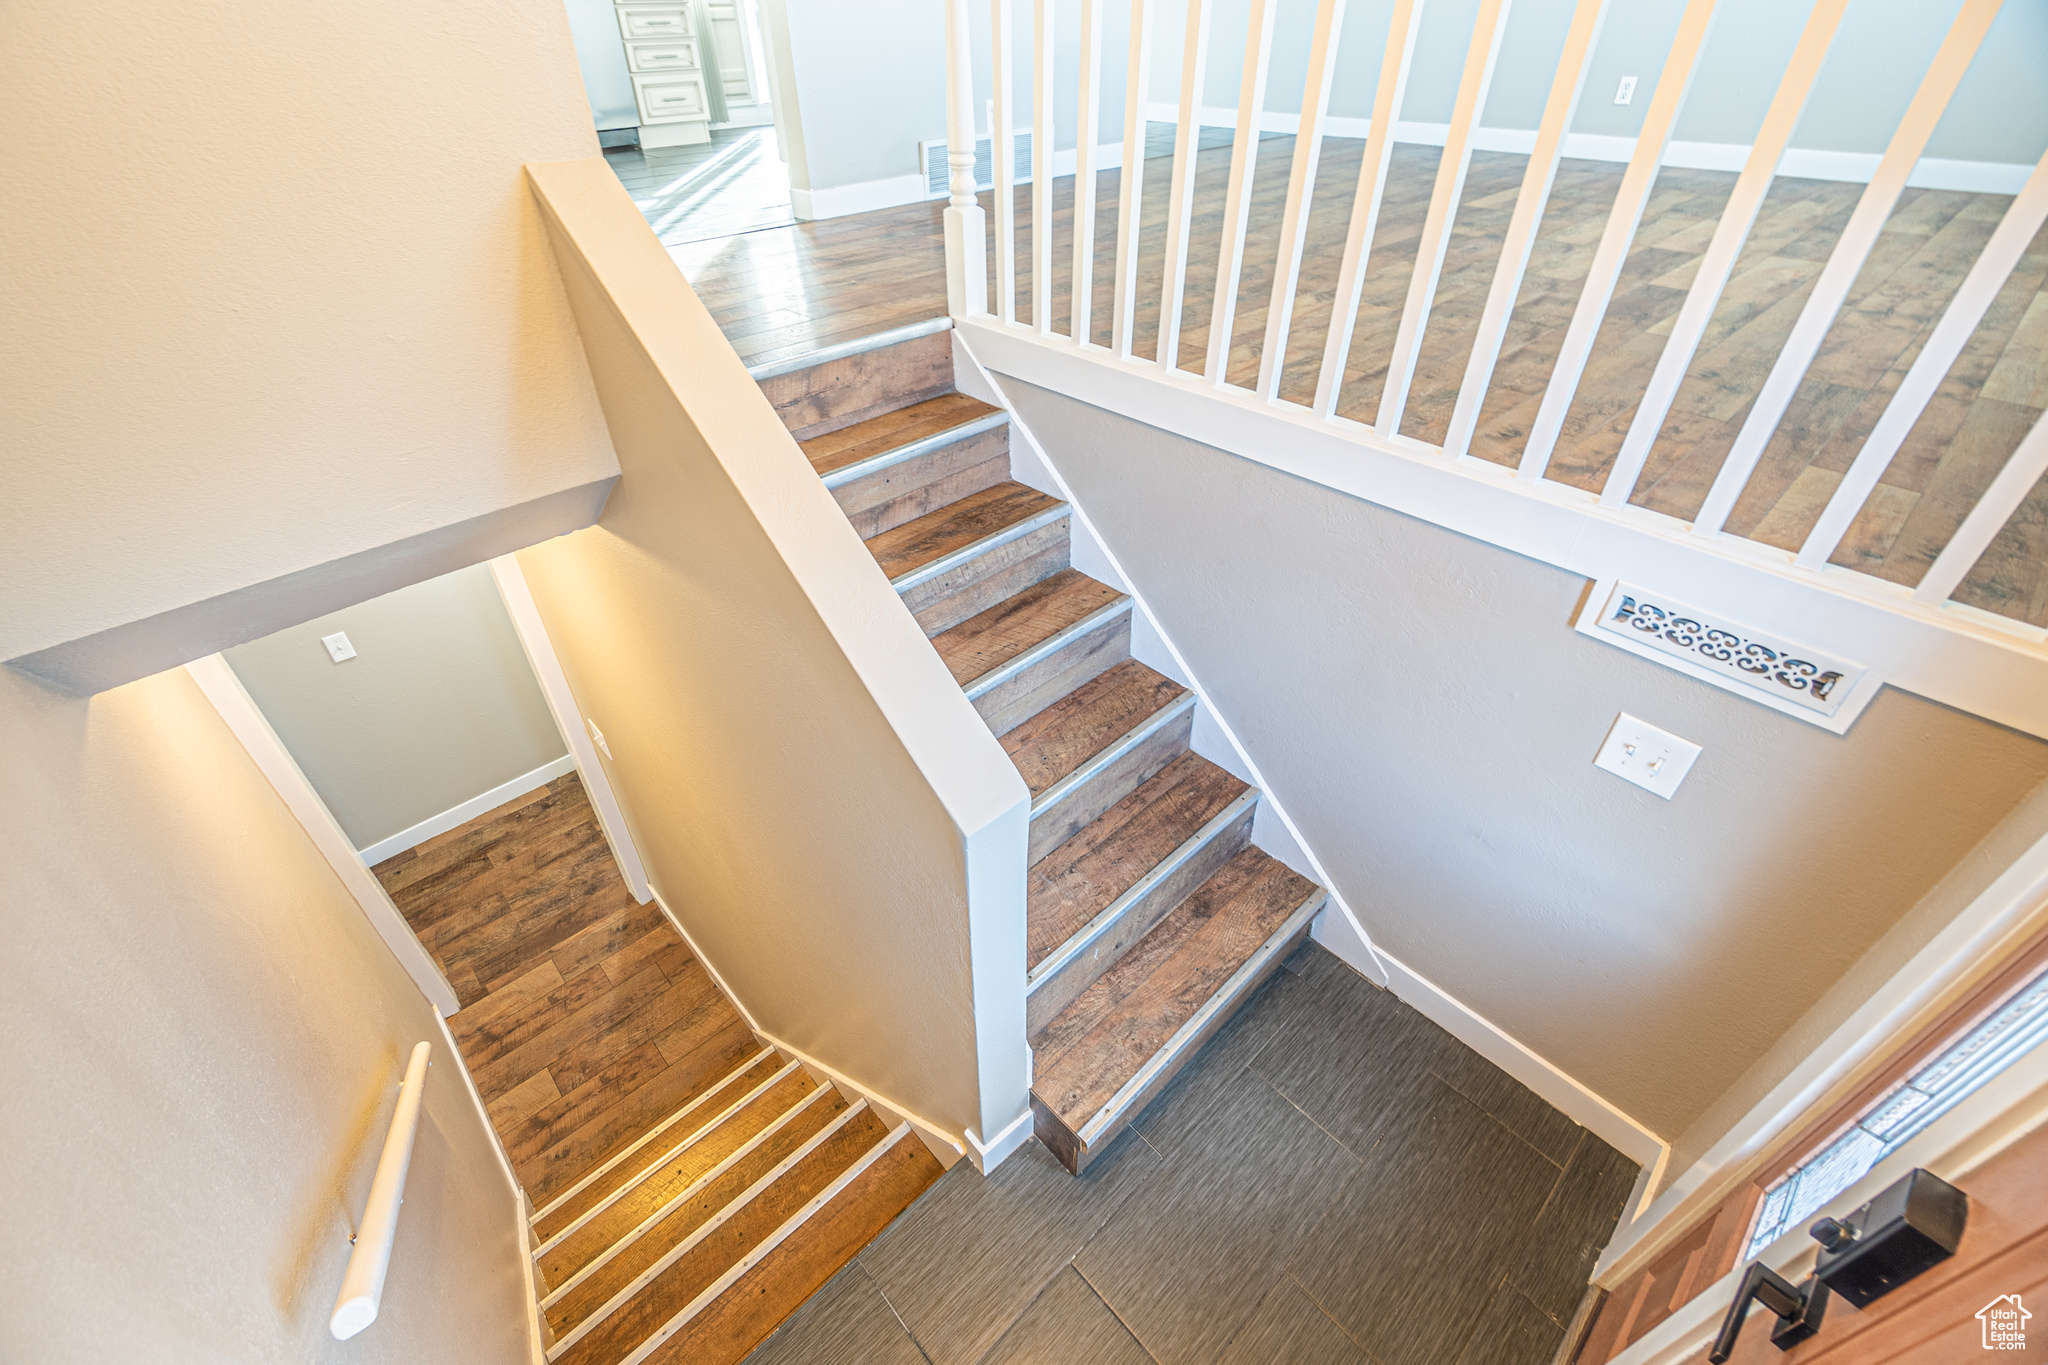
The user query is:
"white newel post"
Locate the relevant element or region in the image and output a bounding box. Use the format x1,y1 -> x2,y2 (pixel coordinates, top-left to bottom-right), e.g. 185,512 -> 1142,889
944,0 -> 988,318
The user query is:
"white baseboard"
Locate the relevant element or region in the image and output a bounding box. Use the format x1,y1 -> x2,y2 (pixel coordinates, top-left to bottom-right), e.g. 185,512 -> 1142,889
354,753 -> 576,867
1369,942 -> 1669,1191
1139,102 -> 2035,194
645,885 -> 985,1173
790,172 -> 928,222
964,1105 -> 1036,1174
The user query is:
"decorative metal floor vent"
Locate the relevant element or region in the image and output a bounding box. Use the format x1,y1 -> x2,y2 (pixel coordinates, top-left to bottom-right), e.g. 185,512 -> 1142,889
1577,579 -> 1877,732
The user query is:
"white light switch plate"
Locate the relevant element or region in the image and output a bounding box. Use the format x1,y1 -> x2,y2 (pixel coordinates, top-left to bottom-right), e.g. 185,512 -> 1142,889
321,631 -> 357,663
1594,712 -> 1701,800
587,718 -> 613,760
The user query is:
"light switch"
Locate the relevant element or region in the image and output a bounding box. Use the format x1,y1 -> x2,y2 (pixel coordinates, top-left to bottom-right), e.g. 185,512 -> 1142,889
1615,75 -> 1638,105
321,631 -> 357,663
1594,712 -> 1701,800
587,718 -> 613,760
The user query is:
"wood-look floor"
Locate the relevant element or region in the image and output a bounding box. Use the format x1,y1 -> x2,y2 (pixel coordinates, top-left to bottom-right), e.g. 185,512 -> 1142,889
375,774 -> 757,1206
665,131 -> 2048,628
743,942 -> 1640,1365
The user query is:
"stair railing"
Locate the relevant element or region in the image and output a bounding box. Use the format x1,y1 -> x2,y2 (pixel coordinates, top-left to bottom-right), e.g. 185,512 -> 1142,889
330,1041 -> 432,1340
938,0 -> 2048,736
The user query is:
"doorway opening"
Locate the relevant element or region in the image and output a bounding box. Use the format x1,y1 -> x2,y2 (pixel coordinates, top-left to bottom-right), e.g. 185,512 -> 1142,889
563,0 -> 794,245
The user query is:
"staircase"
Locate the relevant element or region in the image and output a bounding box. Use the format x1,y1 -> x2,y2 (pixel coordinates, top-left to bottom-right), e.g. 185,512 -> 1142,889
529,1047 -> 942,1365
754,318 -> 1331,1175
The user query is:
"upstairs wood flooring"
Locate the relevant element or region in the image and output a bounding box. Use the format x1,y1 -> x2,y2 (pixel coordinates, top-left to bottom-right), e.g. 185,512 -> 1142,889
375,774 -> 758,1207
665,131 -> 2048,629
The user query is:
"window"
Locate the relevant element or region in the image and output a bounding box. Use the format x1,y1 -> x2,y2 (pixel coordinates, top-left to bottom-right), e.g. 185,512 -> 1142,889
1744,963 -> 2048,1259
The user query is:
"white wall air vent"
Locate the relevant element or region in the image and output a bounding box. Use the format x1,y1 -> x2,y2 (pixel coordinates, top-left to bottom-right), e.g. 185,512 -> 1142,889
1576,578 -> 1880,733
919,132 -> 1034,199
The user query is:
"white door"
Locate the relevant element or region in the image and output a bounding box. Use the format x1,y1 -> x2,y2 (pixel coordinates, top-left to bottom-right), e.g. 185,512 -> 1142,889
705,0 -> 771,125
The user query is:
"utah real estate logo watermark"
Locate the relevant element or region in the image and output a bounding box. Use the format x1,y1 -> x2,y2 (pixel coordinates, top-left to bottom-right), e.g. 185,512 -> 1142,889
1977,1295 -> 2030,1351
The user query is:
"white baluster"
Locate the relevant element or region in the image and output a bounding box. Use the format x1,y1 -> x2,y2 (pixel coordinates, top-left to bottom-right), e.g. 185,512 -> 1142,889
945,0 -> 990,319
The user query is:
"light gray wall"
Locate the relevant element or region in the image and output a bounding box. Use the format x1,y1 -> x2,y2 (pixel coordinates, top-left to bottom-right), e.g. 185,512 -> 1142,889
763,0 -> 948,191
225,564 -> 566,852
1156,0 -> 2046,161
995,374 -> 2048,1142
0,663 -> 530,1364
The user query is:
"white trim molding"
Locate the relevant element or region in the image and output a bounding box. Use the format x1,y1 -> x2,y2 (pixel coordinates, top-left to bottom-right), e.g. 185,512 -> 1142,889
185,654 -> 461,1017
354,754 -> 576,867
959,319 -> 2048,742
1139,103 -> 2039,195
958,326 -> 1670,1189
1376,946 -> 1670,1191
646,886 -> 980,1173
952,329 -> 1394,991
1594,820 -> 2048,1289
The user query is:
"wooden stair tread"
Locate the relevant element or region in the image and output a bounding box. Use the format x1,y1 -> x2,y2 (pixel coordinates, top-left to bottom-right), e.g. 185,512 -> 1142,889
1027,752 -> 1249,970
800,392 -> 1002,478
544,1090 -> 854,1336
533,1052 -> 784,1242
863,481 -> 1062,581
758,327 -> 954,442
1032,847 -> 1320,1130
931,568 -> 1126,688
539,1067 -> 819,1287
639,1131 -> 944,1365
553,1107 -> 895,1365
1001,659 -> 1188,798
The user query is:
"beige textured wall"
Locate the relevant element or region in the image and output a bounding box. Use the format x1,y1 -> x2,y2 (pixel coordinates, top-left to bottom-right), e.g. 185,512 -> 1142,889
0,0 -> 617,677
516,161 -> 1031,1148
0,663 -> 529,1365
997,376 -> 2048,1143
225,565 -> 567,852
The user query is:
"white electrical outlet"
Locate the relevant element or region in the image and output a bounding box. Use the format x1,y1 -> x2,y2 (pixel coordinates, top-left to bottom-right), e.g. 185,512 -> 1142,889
586,718 -> 613,760
1593,712 -> 1701,800
1615,75 -> 1638,105
321,631 -> 357,663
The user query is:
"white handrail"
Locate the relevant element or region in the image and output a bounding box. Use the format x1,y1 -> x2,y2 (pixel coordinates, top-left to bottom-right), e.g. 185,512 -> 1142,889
331,1041 -> 432,1340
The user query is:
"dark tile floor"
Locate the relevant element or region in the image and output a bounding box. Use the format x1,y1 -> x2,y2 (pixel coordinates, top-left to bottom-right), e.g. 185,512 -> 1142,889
742,943 -> 1639,1365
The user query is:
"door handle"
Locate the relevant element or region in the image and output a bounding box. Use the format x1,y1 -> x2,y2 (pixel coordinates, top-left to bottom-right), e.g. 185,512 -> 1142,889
1708,1261 -> 1829,1362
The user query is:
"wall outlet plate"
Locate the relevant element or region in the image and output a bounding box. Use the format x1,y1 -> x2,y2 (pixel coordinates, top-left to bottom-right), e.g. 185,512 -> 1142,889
1594,712 -> 1701,800
1615,75 -> 1638,104
321,631 -> 357,663
586,718 -> 613,760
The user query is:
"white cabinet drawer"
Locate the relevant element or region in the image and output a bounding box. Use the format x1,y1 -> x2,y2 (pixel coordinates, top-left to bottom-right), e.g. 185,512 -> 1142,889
632,72 -> 707,123
615,5 -> 693,40
627,38 -> 699,72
